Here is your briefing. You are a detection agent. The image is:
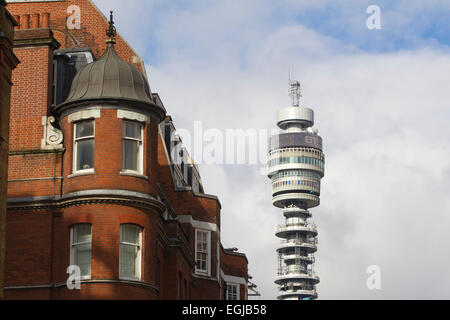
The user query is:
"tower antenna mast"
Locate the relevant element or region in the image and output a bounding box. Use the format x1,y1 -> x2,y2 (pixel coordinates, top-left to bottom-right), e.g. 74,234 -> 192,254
289,80 -> 302,107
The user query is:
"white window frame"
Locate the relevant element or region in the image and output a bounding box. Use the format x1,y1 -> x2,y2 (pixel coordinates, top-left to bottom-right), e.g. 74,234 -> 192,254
70,224 -> 92,280
119,224 -> 142,281
121,120 -> 144,175
226,283 -> 240,300
195,229 -> 211,276
73,120 -> 95,174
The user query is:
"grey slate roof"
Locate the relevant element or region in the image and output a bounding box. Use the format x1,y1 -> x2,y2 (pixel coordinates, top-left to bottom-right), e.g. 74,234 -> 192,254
55,44 -> 165,121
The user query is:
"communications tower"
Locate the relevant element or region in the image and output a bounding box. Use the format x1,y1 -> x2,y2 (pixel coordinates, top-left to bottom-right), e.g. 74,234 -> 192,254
267,80 -> 325,300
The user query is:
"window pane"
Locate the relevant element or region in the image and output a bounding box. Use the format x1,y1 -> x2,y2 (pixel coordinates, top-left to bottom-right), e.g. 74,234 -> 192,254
123,139 -> 139,171
121,225 -> 139,244
76,121 -> 94,138
120,244 -> 137,278
72,224 -> 92,278
74,224 -> 92,243
75,243 -> 92,277
76,139 -> 94,170
196,230 -> 209,273
123,122 -> 141,139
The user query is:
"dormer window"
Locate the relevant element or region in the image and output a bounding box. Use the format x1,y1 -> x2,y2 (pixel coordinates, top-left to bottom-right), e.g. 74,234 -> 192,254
73,120 -> 95,173
122,120 -> 144,174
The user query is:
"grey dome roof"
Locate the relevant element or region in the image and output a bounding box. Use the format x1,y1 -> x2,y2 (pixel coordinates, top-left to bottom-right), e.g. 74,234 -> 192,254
55,44 -> 165,121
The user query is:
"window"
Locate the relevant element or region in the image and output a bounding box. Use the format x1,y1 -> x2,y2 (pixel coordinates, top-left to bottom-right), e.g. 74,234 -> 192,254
195,230 -> 210,275
70,224 -> 92,279
226,283 -> 239,300
73,120 -> 94,172
122,121 -> 144,173
119,224 -> 142,280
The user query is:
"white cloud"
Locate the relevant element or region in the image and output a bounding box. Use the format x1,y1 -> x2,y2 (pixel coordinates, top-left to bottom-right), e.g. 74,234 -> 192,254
93,0 -> 450,299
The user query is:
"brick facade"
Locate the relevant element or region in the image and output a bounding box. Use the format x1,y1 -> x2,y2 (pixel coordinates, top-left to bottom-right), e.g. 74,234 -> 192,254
3,0 -> 249,300
0,0 -> 19,299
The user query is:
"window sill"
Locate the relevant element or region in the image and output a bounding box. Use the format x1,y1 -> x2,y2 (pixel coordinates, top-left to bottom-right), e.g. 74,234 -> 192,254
120,170 -> 148,180
119,276 -> 141,282
195,270 -> 210,277
68,169 -> 96,179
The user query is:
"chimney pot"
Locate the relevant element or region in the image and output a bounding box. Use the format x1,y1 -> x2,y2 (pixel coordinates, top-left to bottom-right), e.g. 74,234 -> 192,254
31,13 -> 40,29
41,13 -> 50,28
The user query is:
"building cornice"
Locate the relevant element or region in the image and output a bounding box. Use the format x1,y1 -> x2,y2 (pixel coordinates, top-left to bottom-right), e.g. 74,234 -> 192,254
13,28 -> 60,50
177,215 -> 220,235
220,269 -> 248,286
7,189 -> 166,214
4,279 -> 159,292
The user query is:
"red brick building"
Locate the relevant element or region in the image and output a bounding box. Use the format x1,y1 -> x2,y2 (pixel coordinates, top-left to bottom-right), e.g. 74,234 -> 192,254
0,0 -> 19,299
3,0 -> 249,300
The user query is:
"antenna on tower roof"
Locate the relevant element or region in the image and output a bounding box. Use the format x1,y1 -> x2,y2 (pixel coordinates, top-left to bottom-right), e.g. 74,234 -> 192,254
289,79 -> 302,107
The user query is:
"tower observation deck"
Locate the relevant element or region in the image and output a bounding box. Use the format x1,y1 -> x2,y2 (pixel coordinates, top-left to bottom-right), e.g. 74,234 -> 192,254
267,80 -> 325,300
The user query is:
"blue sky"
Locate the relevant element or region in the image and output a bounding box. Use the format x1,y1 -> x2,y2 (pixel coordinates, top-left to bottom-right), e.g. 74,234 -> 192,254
97,0 -> 450,65
95,0 -> 450,300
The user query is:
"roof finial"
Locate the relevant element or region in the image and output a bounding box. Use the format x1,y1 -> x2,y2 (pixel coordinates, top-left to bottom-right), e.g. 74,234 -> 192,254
106,10 -> 117,46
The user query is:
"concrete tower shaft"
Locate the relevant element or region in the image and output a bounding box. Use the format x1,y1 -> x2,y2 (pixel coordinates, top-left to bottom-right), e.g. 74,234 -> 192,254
267,80 -> 325,300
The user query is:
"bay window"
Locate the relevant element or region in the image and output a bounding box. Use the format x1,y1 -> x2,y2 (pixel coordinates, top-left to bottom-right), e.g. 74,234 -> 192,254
70,224 -> 92,279
119,224 -> 142,280
226,283 -> 239,300
122,121 -> 143,174
195,229 -> 210,276
73,120 -> 94,172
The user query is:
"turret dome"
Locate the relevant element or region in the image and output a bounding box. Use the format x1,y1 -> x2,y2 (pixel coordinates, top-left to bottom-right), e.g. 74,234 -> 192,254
54,43 -> 165,121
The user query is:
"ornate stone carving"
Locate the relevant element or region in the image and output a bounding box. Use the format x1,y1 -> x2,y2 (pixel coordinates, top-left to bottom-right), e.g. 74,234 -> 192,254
41,116 -> 64,150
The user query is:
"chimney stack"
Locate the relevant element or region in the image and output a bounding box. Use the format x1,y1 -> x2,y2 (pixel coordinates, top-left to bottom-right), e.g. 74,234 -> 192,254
41,13 -> 50,28
31,13 -> 40,29
20,14 -> 30,30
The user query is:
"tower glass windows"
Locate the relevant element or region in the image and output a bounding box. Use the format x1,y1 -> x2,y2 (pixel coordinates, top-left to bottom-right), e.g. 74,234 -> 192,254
122,121 -> 144,173
70,224 -> 92,279
119,224 -> 142,280
74,120 -> 94,172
